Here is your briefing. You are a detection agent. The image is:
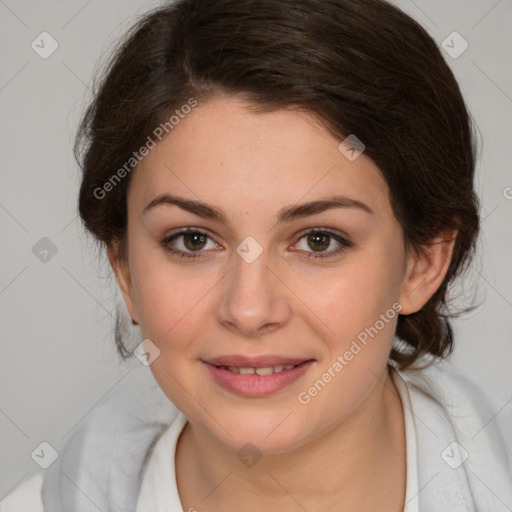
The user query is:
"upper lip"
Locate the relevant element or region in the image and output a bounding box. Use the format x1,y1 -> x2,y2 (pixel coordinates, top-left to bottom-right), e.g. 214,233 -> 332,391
204,355 -> 313,368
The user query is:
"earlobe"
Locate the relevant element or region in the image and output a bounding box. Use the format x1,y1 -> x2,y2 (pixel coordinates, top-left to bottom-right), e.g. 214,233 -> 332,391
107,241 -> 139,324
399,230 -> 457,315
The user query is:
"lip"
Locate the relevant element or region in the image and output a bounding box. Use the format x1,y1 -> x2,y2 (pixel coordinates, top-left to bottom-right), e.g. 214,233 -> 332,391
202,358 -> 315,397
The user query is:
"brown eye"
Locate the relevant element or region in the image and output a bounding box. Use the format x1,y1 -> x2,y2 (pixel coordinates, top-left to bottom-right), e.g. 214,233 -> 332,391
183,232 -> 208,251
294,228 -> 352,260
306,232 -> 331,252
161,228 -> 220,260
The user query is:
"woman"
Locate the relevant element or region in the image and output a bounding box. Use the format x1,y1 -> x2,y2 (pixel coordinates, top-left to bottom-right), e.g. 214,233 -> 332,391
2,0 -> 511,510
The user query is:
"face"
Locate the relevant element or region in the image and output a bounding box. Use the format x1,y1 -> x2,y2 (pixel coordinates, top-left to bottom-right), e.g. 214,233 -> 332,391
110,95 -> 450,454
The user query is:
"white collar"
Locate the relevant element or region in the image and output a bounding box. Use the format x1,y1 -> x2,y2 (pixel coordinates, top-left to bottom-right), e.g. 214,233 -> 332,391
136,411 -> 188,512
392,366 -> 420,512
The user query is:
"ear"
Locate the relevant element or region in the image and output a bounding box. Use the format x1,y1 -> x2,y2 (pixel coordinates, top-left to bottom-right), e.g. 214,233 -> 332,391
398,229 -> 457,315
107,240 -> 138,324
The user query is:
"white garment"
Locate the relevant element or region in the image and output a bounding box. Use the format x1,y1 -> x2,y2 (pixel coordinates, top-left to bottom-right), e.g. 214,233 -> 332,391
0,473 -> 43,512
0,367 -> 420,512
394,368 -> 420,512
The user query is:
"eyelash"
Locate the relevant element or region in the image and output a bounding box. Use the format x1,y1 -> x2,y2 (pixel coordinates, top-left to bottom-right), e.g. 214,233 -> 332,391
160,227 -> 352,261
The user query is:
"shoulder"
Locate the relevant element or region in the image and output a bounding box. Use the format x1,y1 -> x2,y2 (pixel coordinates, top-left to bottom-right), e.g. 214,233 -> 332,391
394,357 -> 512,510
398,356 -> 511,416
1,369 -> 181,512
0,473 -> 44,512
396,356 -> 512,465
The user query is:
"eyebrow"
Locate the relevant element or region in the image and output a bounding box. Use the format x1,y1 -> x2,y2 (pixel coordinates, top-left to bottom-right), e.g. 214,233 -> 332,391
143,193 -> 374,225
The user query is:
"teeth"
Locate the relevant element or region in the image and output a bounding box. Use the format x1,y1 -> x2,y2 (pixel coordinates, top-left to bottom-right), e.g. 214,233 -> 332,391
255,366 -> 274,376
222,363 -> 299,375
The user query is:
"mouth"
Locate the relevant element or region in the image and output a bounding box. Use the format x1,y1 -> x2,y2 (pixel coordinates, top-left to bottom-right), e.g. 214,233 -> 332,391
202,357 -> 315,397
212,363 -> 301,375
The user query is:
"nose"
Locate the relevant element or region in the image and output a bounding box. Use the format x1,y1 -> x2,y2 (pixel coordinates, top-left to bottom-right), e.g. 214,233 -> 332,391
216,245 -> 292,338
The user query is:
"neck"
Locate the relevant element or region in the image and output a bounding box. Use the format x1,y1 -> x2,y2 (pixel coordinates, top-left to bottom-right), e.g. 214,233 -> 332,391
175,365 -> 406,511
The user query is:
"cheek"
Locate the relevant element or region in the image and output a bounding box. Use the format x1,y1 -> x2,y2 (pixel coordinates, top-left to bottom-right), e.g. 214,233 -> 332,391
291,262 -> 402,421
132,267 -> 204,343
128,256 -> 212,410
128,245 -> 223,359
292,253 -> 402,347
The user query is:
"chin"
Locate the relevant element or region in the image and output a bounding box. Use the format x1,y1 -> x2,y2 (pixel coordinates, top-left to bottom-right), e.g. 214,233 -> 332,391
204,410 -> 312,456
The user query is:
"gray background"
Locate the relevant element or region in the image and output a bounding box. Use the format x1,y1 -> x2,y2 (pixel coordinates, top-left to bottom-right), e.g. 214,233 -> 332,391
1,0 -> 511,497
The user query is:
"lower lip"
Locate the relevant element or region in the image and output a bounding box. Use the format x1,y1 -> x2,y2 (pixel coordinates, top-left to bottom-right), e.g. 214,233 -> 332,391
203,360 -> 315,397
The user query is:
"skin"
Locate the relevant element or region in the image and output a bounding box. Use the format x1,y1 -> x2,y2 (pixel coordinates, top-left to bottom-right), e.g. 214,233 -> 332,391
109,95 -> 456,511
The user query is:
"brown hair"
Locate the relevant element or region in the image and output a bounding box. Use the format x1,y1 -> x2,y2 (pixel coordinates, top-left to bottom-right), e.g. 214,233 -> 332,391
76,0 -> 480,369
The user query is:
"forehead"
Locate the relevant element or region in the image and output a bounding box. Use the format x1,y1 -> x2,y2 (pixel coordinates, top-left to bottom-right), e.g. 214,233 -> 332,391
130,96 -> 390,217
